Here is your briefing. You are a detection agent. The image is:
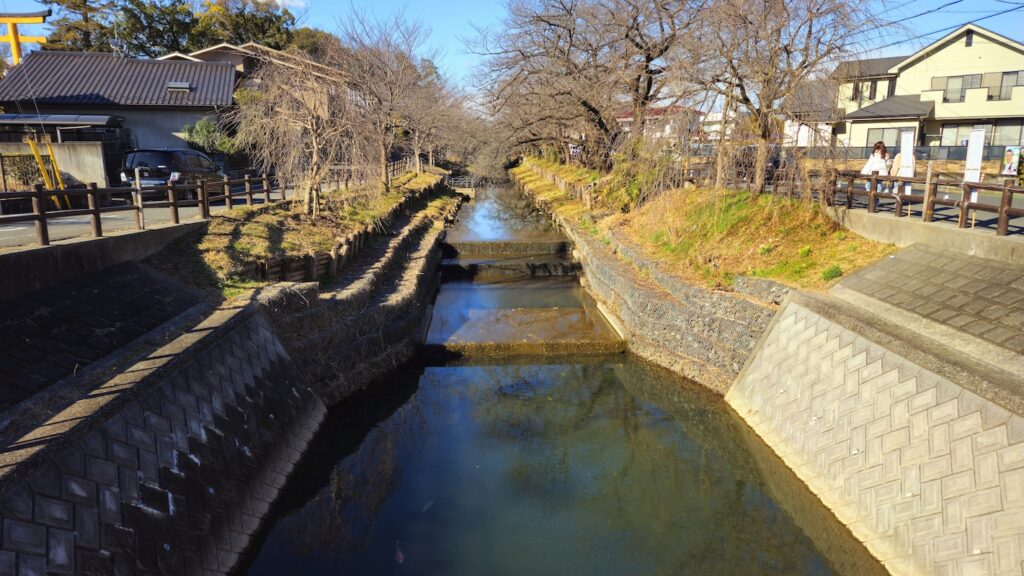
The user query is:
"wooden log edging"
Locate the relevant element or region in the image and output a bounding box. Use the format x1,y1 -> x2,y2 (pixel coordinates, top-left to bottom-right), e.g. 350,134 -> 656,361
235,182 -> 444,284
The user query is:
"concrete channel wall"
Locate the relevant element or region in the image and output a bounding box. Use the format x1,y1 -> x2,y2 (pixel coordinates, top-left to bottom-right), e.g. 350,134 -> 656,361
0,306 -> 326,575
728,295 -> 1024,576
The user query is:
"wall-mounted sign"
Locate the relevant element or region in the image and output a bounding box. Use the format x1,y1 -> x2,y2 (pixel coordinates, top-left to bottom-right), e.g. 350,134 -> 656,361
1002,146 -> 1021,178
964,128 -> 985,204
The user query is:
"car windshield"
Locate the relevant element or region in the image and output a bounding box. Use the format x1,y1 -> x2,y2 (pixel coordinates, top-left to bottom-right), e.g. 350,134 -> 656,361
129,151 -> 173,169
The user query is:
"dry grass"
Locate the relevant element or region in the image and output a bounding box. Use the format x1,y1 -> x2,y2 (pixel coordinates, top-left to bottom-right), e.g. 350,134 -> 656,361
512,159 -> 895,291
147,170 -> 445,299
198,172 -> 443,278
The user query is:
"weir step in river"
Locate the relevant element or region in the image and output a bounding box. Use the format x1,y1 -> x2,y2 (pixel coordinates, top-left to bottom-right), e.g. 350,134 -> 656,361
240,186 -> 885,576
424,186 -> 625,357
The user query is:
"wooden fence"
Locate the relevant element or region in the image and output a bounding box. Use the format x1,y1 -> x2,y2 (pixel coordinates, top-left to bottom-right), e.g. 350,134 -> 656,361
530,161 -> 1023,237
825,171 -> 1023,237
0,174 -> 283,247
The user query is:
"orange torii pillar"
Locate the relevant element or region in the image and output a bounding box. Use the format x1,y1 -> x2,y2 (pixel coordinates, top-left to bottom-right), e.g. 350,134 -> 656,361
0,9 -> 51,65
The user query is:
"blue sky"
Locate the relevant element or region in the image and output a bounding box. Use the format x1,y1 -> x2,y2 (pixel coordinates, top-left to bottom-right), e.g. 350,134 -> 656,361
0,0 -> 1021,85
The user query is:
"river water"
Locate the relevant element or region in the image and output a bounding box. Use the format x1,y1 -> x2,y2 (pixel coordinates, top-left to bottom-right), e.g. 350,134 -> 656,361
239,187 -> 883,575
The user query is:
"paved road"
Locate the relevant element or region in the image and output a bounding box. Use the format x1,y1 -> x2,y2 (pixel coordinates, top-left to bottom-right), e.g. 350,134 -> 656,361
0,190 -> 286,249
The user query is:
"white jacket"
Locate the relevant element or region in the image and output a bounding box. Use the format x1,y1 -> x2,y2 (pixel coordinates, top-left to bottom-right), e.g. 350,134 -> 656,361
860,152 -> 892,176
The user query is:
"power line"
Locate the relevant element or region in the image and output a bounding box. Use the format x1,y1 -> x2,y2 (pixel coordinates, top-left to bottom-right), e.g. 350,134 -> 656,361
851,4 -> 1024,58
888,0 -> 966,25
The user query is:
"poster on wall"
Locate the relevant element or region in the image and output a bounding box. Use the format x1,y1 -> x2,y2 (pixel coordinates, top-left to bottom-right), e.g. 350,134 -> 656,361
1002,146 -> 1021,178
964,128 -> 985,203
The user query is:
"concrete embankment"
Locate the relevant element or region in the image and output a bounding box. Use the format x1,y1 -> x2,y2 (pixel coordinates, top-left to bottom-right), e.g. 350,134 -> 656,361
0,183 -> 462,575
728,292 -> 1024,575
0,304 -> 326,575
510,166 -> 786,394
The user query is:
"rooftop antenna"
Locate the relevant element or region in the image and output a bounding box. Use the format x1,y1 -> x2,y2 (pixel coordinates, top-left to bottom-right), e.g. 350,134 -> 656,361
0,9 -> 50,65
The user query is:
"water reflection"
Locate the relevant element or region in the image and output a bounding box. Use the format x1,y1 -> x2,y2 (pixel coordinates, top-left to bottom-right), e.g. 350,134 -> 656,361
241,358 -> 882,575
446,187 -> 563,242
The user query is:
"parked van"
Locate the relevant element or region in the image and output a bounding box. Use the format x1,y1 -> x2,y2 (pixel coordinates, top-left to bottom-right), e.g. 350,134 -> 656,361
120,149 -> 222,199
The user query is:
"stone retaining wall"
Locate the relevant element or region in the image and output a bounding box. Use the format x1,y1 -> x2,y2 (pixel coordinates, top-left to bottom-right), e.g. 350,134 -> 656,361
258,200 -> 460,406
727,294 -> 1024,575
0,306 -> 325,576
511,167 -> 784,394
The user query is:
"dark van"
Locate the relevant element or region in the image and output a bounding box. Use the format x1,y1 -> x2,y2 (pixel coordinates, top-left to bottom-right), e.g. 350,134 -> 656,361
120,149 -> 222,199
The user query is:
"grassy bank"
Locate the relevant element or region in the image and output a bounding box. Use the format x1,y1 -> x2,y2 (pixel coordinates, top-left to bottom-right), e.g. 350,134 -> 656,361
149,168 -> 449,298
512,158 -> 894,291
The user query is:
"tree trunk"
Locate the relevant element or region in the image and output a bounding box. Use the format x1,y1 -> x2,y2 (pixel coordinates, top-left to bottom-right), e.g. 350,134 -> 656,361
413,136 -> 422,174
753,136 -> 769,196
428,148 -> 434,167
714,92 -> 733,189
380,144 -> 389,189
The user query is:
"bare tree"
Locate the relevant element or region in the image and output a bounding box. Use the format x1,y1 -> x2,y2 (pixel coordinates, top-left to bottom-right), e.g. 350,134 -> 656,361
228,45 -> 355,216
704,0 -> 867,194
339,10 -> 429,188
401,59 -> 457,173
475,0 -> 704,170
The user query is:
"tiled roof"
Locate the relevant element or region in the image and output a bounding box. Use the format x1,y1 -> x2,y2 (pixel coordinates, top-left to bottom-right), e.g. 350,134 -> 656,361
832,56 -> 907,79
846,94 -> 934,120
785,79 -> 840,121
0,51 -> 235,108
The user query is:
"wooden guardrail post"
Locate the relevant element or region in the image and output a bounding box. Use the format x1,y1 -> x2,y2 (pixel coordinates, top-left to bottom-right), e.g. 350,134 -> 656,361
868,171 -> 878,213
262,173 -> 271,204
957,183 -> 971,228
168,185 -> 179,224
198,179 -> 209,219
894,178 -> 905,217
133,167 -> 145,230
222,175 -> 232,211
31,184 -> 49,245
997,180 -> 1012,236
244,174 -> 254,206
86,182 -> 102,237
922,162 -> 934,222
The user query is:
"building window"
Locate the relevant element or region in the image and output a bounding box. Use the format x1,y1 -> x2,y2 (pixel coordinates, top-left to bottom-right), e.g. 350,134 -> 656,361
997,71 -> 1019,101
993,120 -> 1024,146
965,30 -> 974,47
868,80 -> 877,100
940,123 -> 995,146
935,74 -> 982,102
887,79 -> 896,97
851,82 -> 860,100
866,127 -> 902,147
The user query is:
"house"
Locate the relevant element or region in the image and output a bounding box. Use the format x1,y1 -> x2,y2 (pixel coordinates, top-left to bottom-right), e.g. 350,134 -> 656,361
0,51 -> 235,150
782,79 -> 839,147
0,51 -> 235,186
616,105 -> 704,144
831,24 -> 1024,149
158,42 -> 338,86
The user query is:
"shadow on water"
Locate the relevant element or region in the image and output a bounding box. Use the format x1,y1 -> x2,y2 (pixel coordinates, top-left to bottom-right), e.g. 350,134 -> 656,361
231,361 -> 428,575
237,355 -> 885,576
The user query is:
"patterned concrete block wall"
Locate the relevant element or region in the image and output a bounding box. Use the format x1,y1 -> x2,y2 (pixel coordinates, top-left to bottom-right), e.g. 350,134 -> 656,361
0,310 -> 326,575
727,300 -> 1024,576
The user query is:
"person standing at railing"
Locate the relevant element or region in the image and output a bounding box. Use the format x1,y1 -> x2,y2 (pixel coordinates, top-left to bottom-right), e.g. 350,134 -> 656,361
860,142 -> 892,193
889,148 -> 915,195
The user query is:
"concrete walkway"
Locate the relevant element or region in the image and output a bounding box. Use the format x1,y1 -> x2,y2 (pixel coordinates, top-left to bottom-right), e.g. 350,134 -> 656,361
832,243 -> 1024,412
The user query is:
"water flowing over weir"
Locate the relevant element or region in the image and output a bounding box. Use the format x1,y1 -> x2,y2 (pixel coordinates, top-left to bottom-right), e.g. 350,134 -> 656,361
238,186 -> 885,575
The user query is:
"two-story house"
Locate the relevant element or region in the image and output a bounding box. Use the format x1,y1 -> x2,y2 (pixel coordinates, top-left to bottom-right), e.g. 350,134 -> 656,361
832,24 -> 1024,151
